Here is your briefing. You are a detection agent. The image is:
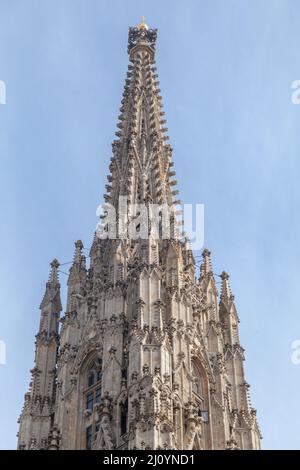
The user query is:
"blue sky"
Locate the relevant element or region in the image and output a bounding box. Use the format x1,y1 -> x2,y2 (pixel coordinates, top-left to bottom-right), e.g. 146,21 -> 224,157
0,0 -> 300,450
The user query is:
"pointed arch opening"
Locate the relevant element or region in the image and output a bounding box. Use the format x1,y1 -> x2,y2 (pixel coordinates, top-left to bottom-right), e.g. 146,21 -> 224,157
78,352 -> 103,450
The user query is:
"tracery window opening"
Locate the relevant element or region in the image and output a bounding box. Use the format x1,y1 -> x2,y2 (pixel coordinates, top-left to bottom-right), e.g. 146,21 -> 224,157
84,360 -> 102,449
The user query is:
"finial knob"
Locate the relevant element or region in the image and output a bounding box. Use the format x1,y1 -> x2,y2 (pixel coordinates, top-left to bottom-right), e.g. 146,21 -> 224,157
75,240 -> 83,249
220,271 -> 229,280
51,259 -> 60,269
138,16 -> 149,31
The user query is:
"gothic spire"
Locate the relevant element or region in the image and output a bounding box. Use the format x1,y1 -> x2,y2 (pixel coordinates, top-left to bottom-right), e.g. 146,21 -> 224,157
49,258 -> 59,283
18,21 -> 261,451
40,259 -> 62,311
220,271 -> 233,303
102,20 -> 179,214
18,259 -> 62,449
200,248 -> 213,278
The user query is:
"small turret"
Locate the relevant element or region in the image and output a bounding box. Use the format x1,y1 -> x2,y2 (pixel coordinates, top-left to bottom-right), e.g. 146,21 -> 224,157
18,259 -> 62,450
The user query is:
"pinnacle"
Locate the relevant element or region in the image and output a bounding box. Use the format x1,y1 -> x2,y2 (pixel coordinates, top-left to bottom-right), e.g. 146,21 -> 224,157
49,259 -> 60,283
75,240 -> 83,249
202,248 -> 211,258
220,270 -> 229,280
220,271 -> 233,301
183,238 -> 191,250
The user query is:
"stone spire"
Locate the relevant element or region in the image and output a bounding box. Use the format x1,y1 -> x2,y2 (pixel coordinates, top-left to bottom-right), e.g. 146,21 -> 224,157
218,269 -> 262,447
49,258 -> 59,282
38,258 -> 62,335
39,259 -> 61,311
102,21 -> 178,218
220,271 -> 233,303
73,239 -> 84,265
18,259 -> 62,450
219,270 -> 239,347
18,21 -> 261,451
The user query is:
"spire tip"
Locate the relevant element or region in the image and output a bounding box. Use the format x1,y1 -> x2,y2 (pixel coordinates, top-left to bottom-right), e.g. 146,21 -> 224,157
220,271 -> 229,280
202,248 -> 211,258
51,259 -> 60,269
138,16 -> 149,31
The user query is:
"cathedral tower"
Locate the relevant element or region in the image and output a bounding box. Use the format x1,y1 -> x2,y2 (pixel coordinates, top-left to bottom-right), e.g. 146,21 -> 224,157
18,20 -> 261,450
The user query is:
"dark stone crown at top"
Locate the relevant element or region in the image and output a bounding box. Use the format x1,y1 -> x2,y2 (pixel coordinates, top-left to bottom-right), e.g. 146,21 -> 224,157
127,26 -> 158,56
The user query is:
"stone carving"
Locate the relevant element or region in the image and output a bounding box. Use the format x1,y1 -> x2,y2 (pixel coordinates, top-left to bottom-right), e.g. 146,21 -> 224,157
17,20 -> 261,451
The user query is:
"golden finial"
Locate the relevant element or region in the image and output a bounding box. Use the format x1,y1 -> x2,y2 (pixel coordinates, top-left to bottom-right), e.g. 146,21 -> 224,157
138,16 -> 149,31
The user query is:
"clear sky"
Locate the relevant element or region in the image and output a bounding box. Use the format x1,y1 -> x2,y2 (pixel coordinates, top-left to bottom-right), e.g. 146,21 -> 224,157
0,0 -> 300,450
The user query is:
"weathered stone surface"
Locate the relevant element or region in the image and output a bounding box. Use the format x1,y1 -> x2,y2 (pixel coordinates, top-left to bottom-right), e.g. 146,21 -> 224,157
17,21 -> 261,451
